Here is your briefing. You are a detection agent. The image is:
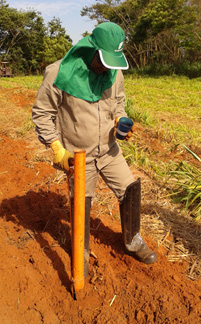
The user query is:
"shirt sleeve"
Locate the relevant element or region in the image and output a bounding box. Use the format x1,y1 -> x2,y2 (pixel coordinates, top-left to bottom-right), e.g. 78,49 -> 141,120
115,70 -> 127,119
32,61 -> 63,147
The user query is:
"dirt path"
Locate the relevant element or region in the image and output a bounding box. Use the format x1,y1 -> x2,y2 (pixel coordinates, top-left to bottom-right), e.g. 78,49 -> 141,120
0,86 -> 201,323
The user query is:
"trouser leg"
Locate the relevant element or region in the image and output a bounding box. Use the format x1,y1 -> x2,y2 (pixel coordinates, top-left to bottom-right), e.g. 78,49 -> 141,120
99,150 -> 134,201
119,179 -> 157,264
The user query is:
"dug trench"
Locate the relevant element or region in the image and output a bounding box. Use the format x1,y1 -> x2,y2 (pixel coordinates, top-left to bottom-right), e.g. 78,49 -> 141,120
0,86 -> 201,323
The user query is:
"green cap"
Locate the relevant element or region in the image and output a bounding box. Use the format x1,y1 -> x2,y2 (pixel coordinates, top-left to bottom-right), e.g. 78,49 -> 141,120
90,22 -> 129,70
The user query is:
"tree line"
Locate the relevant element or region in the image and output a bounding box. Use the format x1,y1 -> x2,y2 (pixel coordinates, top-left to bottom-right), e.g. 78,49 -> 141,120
81,0 -> 201,77
1,0 -> 201,76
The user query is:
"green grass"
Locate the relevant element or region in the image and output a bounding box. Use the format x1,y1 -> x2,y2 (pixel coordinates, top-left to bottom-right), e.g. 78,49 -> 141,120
119,141 -> 150,168
124,74 -> 201,146
124,74 -> 201,218
125,98 -> 156,127
0,75 -> 43,89
0,76 -> 42,138
166,145 -> 201,220
125,75 -> 201,114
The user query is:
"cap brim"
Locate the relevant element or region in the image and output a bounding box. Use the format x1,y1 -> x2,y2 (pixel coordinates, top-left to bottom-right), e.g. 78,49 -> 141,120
98,50 -> 129,70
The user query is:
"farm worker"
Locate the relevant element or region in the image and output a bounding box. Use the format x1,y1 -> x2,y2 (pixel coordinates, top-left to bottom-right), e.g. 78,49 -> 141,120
32,22 -> 157,277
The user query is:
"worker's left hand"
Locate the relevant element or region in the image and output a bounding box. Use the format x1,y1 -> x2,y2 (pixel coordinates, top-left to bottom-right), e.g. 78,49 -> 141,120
114,117 -> 134,141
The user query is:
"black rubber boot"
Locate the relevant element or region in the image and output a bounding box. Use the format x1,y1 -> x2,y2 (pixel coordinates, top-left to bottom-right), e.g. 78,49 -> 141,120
71,197 -> 91,278
120,179 -> 157,264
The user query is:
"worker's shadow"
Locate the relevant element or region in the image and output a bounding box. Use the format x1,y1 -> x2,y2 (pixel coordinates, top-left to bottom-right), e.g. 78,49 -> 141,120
0,190 -> 72,293
0,190 -> 125,295
90,217 -> 124,258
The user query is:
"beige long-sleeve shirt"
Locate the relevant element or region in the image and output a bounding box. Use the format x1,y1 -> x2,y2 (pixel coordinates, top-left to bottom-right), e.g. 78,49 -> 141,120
32,60 -> 127,169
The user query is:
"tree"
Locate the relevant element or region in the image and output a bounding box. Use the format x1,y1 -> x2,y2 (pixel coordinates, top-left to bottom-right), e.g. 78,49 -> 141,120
47,17 -> 71,41
0,1 -> 47,73
37,17 -> 72,71
0,1 -> 73,74
38,35 -> 72,69
0,2 -> 30,58
189,0 -> 201,55
16,10 -> 47,73
81,0 -> 201,69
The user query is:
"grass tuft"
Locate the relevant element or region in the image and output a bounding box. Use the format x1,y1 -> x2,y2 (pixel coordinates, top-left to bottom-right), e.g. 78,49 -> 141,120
125,98 -> 155,127
166,145 -> 201,219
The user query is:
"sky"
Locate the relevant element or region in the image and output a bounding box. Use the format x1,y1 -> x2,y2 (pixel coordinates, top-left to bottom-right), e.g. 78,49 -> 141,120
7,0 -> 97,44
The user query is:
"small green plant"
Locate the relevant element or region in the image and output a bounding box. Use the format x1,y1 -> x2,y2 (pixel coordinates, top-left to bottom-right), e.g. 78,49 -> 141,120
17,118 -> 35,136
166,145 -> 201,219
120,140 -> 150,168
125,98 -> 155,127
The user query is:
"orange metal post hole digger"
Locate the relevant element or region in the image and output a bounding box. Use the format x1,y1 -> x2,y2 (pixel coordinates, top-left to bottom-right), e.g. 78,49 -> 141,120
70,150 -> 86,297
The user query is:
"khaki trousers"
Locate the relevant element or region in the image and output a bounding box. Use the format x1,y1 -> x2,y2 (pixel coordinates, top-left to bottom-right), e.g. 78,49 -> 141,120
69,151 -> 134,202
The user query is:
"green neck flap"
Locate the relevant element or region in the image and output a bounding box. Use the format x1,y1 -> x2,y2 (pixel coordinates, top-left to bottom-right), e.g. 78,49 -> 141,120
54,36 -> 117,102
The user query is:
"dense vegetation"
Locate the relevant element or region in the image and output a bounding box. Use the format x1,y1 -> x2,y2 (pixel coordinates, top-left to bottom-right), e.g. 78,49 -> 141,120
0,0 -> 72,74
1,0 -> 201,75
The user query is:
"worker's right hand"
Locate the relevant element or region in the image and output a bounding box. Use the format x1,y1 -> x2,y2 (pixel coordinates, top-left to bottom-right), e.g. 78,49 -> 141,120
114,117 -> 134,141
50,140 -> 73,172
